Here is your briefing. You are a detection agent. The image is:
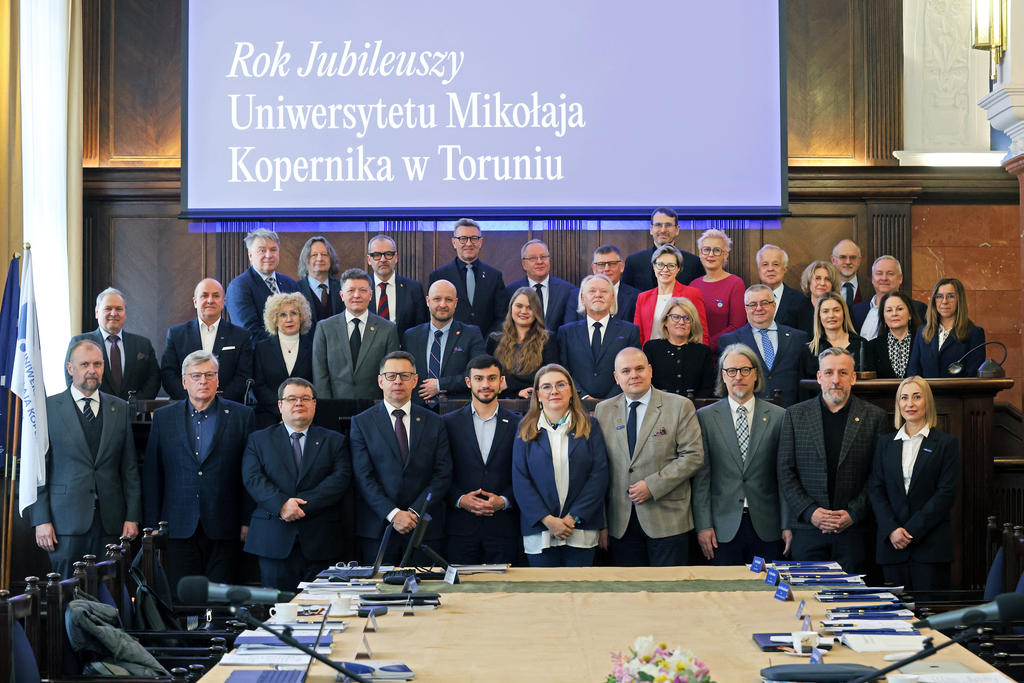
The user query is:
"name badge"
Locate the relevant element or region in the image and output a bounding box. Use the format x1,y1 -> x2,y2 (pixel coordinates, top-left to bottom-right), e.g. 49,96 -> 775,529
751,557 -> 765,573
774,583 -> 793,602
765,567 -> 780,586
795,599 -> 806,620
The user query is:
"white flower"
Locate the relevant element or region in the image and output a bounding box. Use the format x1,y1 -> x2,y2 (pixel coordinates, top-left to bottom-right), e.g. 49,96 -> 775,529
638,663 -> 662,679
633,635 -> 656,659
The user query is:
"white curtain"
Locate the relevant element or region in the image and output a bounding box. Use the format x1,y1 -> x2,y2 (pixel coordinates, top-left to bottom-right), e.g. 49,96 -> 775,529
19,0 -> 72,395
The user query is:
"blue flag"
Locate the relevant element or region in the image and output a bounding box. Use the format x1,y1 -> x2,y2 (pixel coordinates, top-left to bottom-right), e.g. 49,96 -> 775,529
0,256 -> 19,459
12,249 -> 47,515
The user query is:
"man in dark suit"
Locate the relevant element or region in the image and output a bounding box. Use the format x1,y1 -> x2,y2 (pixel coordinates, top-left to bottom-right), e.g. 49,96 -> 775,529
852,255 -> 928,339
29,339 -> 141,580
558,274 -> 642,400
226,228 -> 300,347
428,218 -> 508,335
403,279 -> 486,407
443,355 -> 519,564
349,351 -> 453,565
160,279 -> 252,402
65,288 -> 160,400
831,239 -> 866,308
312,268 -> 400,399
367,234 -> 429,344
296,236 -> 344,332
719,285 -> 808,408
144,350 -> 257,592
757,244 -> 813,333
693,343 -> 791,565
564,245 -> 641,325
505,239 -> 574,331
621,207 -> 704,291
777,348 -> 887,573
242,377 -> 352,591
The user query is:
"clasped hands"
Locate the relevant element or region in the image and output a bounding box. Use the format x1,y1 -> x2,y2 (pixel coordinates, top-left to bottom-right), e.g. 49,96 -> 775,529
542,514 -> 576,540
459,489 -> 506,517
810,508 -> 854,534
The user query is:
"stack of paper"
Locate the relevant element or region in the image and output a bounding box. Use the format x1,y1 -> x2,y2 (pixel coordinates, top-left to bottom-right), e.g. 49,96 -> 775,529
815,592 -> 898,602
359,595 -> 440,610
821,619 -> 919,635
338,661 -> 415,681
827,608 -> 915,619
300,580 -> 381,595
840,633 -> 928,652
451,564 -> 509,574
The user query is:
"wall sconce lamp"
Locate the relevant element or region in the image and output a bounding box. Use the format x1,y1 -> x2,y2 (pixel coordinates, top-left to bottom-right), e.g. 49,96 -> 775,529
972,0 -> 1008,80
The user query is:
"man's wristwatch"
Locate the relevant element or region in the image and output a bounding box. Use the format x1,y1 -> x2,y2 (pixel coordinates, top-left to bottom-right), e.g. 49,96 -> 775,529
570,514 -> 583,525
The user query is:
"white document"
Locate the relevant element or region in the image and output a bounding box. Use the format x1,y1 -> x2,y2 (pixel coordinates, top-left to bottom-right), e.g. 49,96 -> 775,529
918,674 -> 1014,682
220,650 -> 329,665
822,619 -> 916,631
840,633 -> 927,652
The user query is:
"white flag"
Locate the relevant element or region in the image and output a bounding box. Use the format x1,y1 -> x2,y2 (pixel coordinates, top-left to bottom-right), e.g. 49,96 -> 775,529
12,249 -> 48,515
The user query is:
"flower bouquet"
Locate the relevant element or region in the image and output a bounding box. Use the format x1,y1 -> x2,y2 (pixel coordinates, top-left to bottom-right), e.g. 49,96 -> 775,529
607,635 -> 714,683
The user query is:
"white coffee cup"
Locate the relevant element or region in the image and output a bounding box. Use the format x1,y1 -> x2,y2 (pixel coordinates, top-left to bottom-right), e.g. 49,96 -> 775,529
270,602 -> 299,622
329,594 -> 348,616
886,675 -> 918,683
791,631 -> 818,654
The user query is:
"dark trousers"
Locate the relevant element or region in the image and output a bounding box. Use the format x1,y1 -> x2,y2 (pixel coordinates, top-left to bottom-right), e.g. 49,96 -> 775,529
165,520 -> 242,601
360,534 -> 439,569
710,512 -> 786,566
49,507 -> 118,581
527,545 -> 595,567
791,527 -> 866,574
258,541 -> 327,592
447,533 -> 520,565
881,561 -> 951,592
609,507 -> 688,567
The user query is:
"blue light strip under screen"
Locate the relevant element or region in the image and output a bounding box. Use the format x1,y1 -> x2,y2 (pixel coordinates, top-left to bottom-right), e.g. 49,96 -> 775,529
187,219 -> 783,233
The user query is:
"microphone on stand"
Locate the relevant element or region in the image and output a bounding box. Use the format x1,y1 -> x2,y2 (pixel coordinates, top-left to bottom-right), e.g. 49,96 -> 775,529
947,340 -> 1007,378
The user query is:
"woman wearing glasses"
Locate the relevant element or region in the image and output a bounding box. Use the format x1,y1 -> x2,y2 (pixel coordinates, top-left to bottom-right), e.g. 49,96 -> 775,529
252,293 -> 315,428
867,291 -> 924,379
907,278 -> 986,378
512,364 -> 609,567
866,377 -> 958,590
487,287 -> 559,399
642,297 -> 715,398
634,244 -> 710,347
689,229 -> 746,354
801,291 -> 875,378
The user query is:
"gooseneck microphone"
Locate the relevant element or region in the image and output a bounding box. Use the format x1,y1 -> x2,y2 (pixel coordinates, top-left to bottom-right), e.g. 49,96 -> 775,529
912,592 -> 1024,630
947,340 -> 1007,378
178,576 -> 296,605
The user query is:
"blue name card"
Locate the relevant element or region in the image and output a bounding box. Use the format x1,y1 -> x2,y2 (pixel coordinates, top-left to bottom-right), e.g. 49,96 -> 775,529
765,567 -> 780,586
810,648 -> 825,664
774,583 -> 793,601
802,615 -> 812,631
751,557 -> 765,573
795,599 -> 806,620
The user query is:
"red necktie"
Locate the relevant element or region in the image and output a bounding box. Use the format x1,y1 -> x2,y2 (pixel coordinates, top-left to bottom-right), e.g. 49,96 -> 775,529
378,282 -> 390,319
108,335 -> 123,395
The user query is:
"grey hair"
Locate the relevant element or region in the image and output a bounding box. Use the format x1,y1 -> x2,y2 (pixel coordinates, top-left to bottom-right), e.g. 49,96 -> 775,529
577,274 -> 618,315
520,238 -> 548,260
95,287 -> 126,308
746,283 -> 774,299
453,218 -> 481,235
651,244 -> 683,268
818,346 -> 854,363
756,244 -> 789,268
244,228 -> 280,250
182,350 -> 219,376
715,343 -> 766,397
871,254 -> 902,276
297,236 -> 340,279
367,234 -> 398,252
69,338 -> 103,359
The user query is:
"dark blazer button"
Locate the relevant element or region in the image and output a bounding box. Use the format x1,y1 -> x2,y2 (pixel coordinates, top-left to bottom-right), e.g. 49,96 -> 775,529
628,468 -> 634,473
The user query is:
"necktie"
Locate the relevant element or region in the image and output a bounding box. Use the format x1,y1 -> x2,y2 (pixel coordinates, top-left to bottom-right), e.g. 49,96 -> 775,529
843,282 -> 854,308
534,282 -> 545,313
627,400 -> 640,457
350,318 -> 362,366
290,432 -> 303,471
393,408 -> 409,464
759,328 -> 775,371
428,329 -> 443,406
465,263 -> 476,306
736,404 -> 749,464
591,322 -> 603,362
81,397 -> 95,421
318,283 -> 329,308
107,335 -> 123,395
377,282 -> 390,319
266,276 -> 279,295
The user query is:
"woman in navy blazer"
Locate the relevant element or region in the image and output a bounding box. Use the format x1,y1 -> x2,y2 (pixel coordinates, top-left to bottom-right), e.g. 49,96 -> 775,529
866,376 -> 959,590
252,293 -> 315,429
512,363 -> 609,567
907,278 -> 986,378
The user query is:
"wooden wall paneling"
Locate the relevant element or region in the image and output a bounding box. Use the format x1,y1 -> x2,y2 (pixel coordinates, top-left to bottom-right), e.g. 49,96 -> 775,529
712,220 -> 755,285
82,0 -> 100,167
546,220 -> 588,290
81,206 -> 98,327
864,0 -> 903,164
779,203 -> 869,290
381,221 -> 422,282
215,222 -> 256,290
866,199 -> 914,294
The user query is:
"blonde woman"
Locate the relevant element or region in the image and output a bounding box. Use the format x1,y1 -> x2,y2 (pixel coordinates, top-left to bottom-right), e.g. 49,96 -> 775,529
641,298 -> 714,398
689,229 -> 746,353
802,291 -> 875,378
800,260 -> 840,310
252,292 -> 314,428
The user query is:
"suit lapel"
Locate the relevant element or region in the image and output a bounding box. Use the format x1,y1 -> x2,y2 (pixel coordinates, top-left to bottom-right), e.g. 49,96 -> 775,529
596,318 -> 620,363
372,403 -> 403,466
175,400 -> 195,461
298,428 -> 322,482
575,322 -> 592,359
206,400 -> 231,456
775,327 -> 795,360
441,323 -> 461,373
837,399 -> 865,467
608,394 -> 630,459
353,317 -> 380,374
711,400 -> 744,472
631,391 -> 662,464
740,327 -> 768,370
745,399 -> 770,465
460,410 -> 485,462
806,400 -> 827,461
294,336 -> 312,373
186,320 -> 203,354
212,322 -> 229,355
272,425 -> 299,480
56,391 -> 92,463
334,317 -> 354,369
95,394 -> 115,466
907,431 -> 936,497
488,412 -> 513,463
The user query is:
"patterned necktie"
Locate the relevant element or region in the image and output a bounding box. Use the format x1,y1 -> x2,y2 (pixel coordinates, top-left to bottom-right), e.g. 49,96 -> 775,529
81,397 -> 95,421
591,322 -> 602,362
378,282 -> 390,319
534,282 -> 545,313
318,283 -> 329,308
465,263 -> 476,305
266,276 -> 279,295
350,318 -> 362,366
843,282 -> 854,308
393,408 -> 409,464
759,328 -> 775,371
627,401 -> 640,457
290,432 -> 303,471
107,335 -> 123,395
736,404 -> 749,464
428,329 -> 443,407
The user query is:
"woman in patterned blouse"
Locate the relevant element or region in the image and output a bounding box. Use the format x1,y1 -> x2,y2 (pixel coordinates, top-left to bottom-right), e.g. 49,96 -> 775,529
868,291 -> 923,379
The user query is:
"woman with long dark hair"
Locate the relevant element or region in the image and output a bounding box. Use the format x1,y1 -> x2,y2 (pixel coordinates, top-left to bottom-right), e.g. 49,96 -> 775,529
487,287 -> 559,399
907,278 -> 986,378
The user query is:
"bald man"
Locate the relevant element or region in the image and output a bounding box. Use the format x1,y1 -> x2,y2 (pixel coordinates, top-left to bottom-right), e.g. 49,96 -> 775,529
831,239 -> 865,308
161,279 -> 253,402
401,280 -> 486,408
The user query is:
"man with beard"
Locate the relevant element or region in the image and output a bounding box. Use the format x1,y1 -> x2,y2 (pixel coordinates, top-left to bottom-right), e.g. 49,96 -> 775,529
777,348 -> 886,573
367,234 -> 429,344
402,279 -> 485,408
442,355 -> 520,564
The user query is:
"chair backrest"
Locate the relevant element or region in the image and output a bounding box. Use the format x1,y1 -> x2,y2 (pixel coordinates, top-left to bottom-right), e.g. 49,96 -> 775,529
0,585 -> 42,683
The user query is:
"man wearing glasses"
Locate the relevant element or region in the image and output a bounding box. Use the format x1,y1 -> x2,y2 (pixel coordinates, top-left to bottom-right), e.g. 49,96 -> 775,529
143,350 -> 257,593
693,344 -> 791,565
242,377 -> 352,591
350,351 -> 453,565
564,245 -> 641,325
366,234 -> 428,344
719,284 -> 808,408
505,239 -> 574,331
429,218 -> 509,335
621,207 -> 705,291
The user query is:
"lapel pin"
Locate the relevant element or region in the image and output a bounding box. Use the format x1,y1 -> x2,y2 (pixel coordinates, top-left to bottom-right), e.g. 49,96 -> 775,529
762,417 -> 767,422
456,331 -> 461,335
854,417 -> 860,422
370,327 -> 375,331
416,417 -> 421,422
224,409 -> 229,414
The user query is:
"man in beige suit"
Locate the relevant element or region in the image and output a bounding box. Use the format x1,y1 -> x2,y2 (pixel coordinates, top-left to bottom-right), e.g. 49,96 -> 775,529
596,348 -> 704,566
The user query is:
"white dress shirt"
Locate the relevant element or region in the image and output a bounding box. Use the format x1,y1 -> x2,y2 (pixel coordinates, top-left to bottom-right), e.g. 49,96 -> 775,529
894,425 -> 930,493
585,313 -> 611,343
383,399 -> 412,522
345,309 -> 370,339
70,384 -> 100,415
751,322 -> 779,360
623,387 -> 653,436
527,275 -> 551,317
727,394 -> 757,508
375,276 -> 397,322
198,317 -> 220,353
771,282 -> 785,305
860,296 -> 881,341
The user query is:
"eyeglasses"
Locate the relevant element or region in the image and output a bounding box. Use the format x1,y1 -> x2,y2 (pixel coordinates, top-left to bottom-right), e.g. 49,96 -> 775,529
593,260 -> 622,268
934,293 -> 957,302
722,367 -> 754,377
538,381 -> 570,394
185,372 -> 218,381
381,371 -> 415,381
368,251 -> 396,260
667,313 -> 691,324
651,222 -> 677,229
744,300 -> 776,309
699,247 -> 725,257
280,396 -> 315,404
454,236 -> 482,244
653,262 -> 679,271
522,255 -> 550,262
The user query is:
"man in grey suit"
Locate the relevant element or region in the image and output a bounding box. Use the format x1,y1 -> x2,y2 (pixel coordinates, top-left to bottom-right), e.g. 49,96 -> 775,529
313,268 -> 399,399
28,339 -> 141,579
693,344 -> 791,565
595,348 -> 704,566
777,347 -> 887,573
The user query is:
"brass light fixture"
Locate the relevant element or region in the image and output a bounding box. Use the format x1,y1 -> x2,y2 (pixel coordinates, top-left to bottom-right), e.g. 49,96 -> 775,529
972,0 -> 1008,80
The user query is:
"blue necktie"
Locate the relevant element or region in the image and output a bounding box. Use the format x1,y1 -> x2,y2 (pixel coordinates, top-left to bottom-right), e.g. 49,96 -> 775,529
591,322 -> 603,362
627,401 -> 640,457
465,263 -> 476,306
428,329 -> 443,406
760,328 -> 775,371
290,432 -> 303,471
